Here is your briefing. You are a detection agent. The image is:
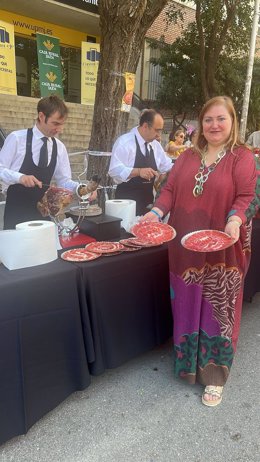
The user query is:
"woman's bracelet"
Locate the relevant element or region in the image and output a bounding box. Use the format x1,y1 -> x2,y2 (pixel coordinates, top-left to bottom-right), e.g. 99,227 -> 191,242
150,209 -> 162,220
227,218 -> 242,227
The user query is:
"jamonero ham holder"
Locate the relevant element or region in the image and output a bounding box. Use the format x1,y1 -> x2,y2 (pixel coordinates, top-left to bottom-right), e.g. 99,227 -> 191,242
37,174 -> 101,235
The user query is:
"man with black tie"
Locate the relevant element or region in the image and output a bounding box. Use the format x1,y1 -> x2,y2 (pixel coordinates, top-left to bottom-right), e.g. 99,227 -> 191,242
108,109 -> 172,216
0,95 -> 86,229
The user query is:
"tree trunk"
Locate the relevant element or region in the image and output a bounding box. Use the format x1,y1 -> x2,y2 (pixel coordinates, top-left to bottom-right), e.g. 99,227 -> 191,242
195,0 -> 240,100
86,0 -> 168,188
206,1 -> 239,97
195,1 -> 209,102
88,0 -> 168,153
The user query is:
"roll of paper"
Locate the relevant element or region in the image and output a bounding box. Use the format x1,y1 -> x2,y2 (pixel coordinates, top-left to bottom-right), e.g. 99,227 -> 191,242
0,220 -> 58,270
105,199 -> 136,231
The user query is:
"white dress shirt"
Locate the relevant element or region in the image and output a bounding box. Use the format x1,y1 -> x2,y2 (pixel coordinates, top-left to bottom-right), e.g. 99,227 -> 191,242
0,125 -> 78,192
246,131 -> 260,148
108,126 -> 172,184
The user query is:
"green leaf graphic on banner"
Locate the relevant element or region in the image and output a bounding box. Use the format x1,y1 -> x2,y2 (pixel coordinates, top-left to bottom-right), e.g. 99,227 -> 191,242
36,33 -> 64,98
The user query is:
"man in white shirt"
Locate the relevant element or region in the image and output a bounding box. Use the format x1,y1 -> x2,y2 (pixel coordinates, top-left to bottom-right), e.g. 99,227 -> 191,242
246,130 -> 260,150
108,109 -> 172,215
0,95 -> 89,229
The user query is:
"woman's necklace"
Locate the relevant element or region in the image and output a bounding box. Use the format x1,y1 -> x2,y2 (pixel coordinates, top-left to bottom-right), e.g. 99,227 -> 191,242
193,147 -> 226,197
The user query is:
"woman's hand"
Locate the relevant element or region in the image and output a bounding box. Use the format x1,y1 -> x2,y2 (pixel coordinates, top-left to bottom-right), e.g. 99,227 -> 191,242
140,207 -> 163,222
224,218 -> 242,243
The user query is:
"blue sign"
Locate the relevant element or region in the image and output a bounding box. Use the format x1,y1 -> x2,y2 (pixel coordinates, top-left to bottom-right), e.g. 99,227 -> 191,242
0,27 -> 10,44
86,48 -> 100,62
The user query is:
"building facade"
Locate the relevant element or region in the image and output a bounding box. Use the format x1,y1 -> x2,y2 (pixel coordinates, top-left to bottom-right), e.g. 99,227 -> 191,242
0,0 -> 195,158
142,1 -> 195,101
1,0 -> 100,103
0,0 -> 195,104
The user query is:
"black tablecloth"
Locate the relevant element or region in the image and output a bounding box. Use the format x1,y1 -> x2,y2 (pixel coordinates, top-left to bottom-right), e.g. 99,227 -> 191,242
2,217 -> 259,447
0,259 -> 92,446
244,219 -> 260,301
0,243 -> 172,445
73,244 -> 173,375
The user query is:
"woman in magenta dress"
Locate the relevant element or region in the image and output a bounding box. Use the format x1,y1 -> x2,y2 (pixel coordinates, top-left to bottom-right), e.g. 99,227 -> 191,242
143,96 -> 257,406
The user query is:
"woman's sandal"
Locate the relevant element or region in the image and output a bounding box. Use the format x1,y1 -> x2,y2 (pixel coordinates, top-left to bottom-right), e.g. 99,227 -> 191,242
202,385 -> 224,407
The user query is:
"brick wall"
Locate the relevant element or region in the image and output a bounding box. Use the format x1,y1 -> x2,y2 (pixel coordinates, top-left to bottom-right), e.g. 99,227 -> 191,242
146,1 -> 195,44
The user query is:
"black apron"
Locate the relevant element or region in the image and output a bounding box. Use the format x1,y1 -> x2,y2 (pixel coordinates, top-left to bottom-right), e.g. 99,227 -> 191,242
4,128 -> 57,229
115,136 -> 157,215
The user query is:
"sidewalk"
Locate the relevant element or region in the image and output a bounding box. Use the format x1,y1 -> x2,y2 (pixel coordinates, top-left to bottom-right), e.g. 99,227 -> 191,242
0,295 -> 259,462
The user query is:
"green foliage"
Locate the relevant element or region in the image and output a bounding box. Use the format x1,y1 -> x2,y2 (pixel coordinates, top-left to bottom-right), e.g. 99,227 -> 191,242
247,63 -> 260,135
150,0 -> 254,117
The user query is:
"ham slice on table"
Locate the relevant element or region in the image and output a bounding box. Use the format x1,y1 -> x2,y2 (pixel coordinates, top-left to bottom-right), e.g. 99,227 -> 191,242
85,241 -> 125,254
130,222 -> 176,243
61,248 -> 101,262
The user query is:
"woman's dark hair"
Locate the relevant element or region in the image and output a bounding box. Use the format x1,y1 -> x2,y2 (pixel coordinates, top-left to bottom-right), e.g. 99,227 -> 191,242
37,95 -> 68,121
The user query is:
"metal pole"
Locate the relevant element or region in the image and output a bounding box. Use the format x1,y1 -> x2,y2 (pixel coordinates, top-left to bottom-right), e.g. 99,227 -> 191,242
240,0 -> 260,141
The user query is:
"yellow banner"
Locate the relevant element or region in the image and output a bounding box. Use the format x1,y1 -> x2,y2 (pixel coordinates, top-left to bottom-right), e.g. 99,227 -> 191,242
0,10 -> 99,48
0,21 -> 17,95
121,72 -> 135,113
81,42 -> 100,105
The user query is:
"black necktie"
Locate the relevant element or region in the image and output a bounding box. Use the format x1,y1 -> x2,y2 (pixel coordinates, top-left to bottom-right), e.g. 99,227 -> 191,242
145,142 -> 151,158
38,137 -> 48,168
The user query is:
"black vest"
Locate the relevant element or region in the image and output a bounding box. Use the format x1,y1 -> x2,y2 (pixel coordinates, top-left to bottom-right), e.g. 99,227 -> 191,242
115,136 -> 157,216
4,128 -> 57,229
